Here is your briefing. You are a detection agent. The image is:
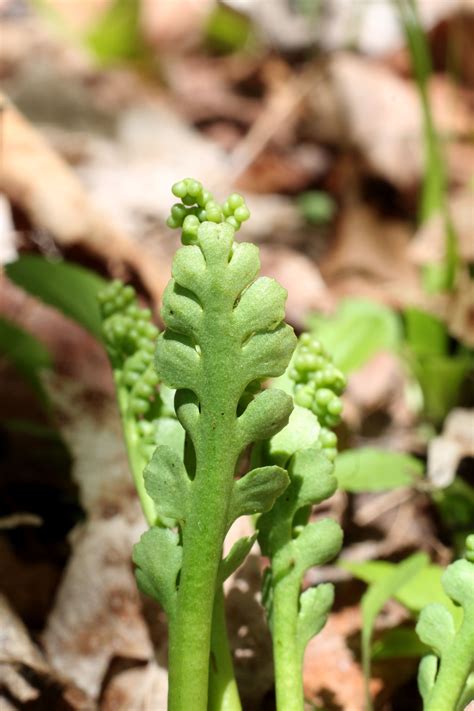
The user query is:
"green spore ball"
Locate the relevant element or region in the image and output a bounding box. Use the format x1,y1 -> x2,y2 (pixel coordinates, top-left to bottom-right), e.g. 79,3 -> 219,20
290,333 -> 346,458
167,178 -> 250,244
466,534 -> 474,563
225,216 -> 240,230
182,214 -> 201,245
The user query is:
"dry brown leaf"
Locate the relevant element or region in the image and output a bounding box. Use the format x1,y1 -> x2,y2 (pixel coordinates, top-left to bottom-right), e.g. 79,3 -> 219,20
235,143 -> 329,194
321,203 -> 420,304
304,600 -> 419,710
427,408 -> 474,487
164,55 -> 260,126
345,351 -> 416,435
0,94 -> 169,305
39,375 -> 155,698
448,269 -> 474,346
43,373 -> 139,519
0,594 -> 48,672
0,594 -> 93,709
101,663 -> 168,711
141,0 -> 214,51
42,517 -> 152,698
410,189 -> 474,265
228,64 -> 312,186
46,0 -> 111,32
303,605 -> 374,711
306,54 -> 473,188
258,244 -> 334,328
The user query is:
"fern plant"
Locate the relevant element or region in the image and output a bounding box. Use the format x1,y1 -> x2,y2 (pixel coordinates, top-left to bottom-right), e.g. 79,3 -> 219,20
98,179 -> 347,710
416,534 -> 474,711
103,179 -> 296,708
257,334 -> 345,710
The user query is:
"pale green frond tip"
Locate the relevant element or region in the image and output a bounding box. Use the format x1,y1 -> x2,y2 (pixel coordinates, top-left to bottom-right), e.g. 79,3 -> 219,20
168,178 -> 250,244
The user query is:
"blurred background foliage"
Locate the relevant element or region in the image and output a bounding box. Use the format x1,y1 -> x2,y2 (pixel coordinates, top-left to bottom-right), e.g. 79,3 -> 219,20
0,1 -> 473,709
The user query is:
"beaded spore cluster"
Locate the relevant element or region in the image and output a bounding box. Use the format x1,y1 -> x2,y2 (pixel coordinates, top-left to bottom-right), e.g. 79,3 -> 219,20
290,333 -> 346,461
98,280 -> 160,417
166,178 -> 250,244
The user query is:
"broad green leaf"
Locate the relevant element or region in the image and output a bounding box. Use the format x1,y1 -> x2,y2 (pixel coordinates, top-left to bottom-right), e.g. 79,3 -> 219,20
307,298 -> 401,374
288,449 -> 337,512
371,627 -> 429,660
144,446 -> 190,525
297,191 -> 336,225
418,654 -> 438,704
416,603 -> 455,655
296,583 -> 334,654
442,559 -> 474,607
292,518 -> 343,579
433,478 -> 474,532
6,256 -> 106,340
342,561 -> 461,624
267,405 -> 320,466
234,277 -> 287,339
237,388 -> 293,446
335,448 -> 423,492
228,466 -> 289,524
411,354 -> 471,425
133,527 -> 182,618
205,4 -> 254,53
258,451 -> 338,559
152,417 -> 185,456
360,553 -> 428,710
219,534 -> 257,583
241,323 -> 297,382
404,307 -> 448,357
155,330 -> 202,394
86,0 -> 146,65
0,317 -> 52,398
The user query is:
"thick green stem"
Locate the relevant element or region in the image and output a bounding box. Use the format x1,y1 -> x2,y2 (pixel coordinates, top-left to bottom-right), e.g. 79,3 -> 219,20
208,587 -> 242,711
272,558 -> 304,711
426,612 -> 474,711
167,396 -> 238,709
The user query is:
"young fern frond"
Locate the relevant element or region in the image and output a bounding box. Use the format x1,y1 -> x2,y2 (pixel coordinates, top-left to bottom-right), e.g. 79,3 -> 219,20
416,535 -> 474,711
257,333 -> 345,711
132,179 -> 296,710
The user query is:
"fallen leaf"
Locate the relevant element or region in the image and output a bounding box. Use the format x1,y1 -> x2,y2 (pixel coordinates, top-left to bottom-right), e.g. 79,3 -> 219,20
448,269 -> 474,347
303,605 -> 376,711
39,374 -> 155,698
321,203 -> 420,304
102,662 -> 168,711
258,244 -> 334,328
141,0 -> 213,51
410,188 -> 474,265
305,54 -> 473,188
42,517 -> 152,698
0,94 -> 169,305
427,408 -> 474,487
43,373 -> 140,518
0,594 -> 93,709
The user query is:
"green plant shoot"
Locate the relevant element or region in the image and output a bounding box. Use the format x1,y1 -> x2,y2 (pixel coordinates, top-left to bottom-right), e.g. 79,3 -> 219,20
416,534 -> 474,711
124,178 -> 296,709
257,334 -> 345,710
